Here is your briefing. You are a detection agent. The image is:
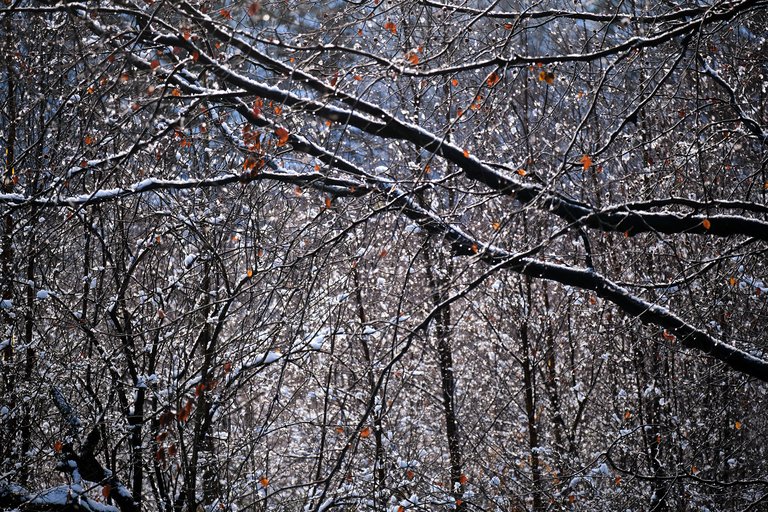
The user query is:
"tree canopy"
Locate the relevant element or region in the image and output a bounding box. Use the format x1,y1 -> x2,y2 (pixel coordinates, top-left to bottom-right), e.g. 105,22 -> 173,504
1,0 -> 767,511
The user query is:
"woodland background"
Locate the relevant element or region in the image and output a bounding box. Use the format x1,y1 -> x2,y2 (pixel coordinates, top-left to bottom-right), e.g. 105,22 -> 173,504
1,0 -> 768,510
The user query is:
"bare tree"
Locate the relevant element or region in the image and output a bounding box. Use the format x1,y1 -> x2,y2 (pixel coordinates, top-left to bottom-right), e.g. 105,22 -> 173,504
1,0 -> 767,511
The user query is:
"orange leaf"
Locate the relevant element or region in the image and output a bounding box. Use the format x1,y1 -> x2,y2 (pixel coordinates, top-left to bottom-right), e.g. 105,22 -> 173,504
623,410 -> 632,420
471,243 -> 478,254
398,507 -> 405,512
54,440 -> 63,453
735,420 -> 742,430
102,484 -> 111,498
538,70 -> 555,84
252,97 -> 263,117
406,52 -> 419,65
729,276 -> 737,286
384,21 -> 397,34
273,105 -> 283,115
150,59 -> 160,70
691,465 -> 698,474
486,71 -> 500,87
459,474 -> 468,485
84,135 -> 93,145
360,426 -> 371,438
451,78 -> 458,87
516,168 -> 526,176
463,149 -> 470,158
504,22 -> 513,29
324,197 -> 332,209
406,469 -> 415,480
294,186 -> 303,196
246,268 -> 253,278
491,221 -> 501,231
702,218 -> 711,230
353,74 -> 363,81
219,8 -> 231,19
615,475 -> 622,486
274,127 -> 290,146
171,88 -> 181,97
192,51 -> 199,62
580,154 -> 592,170
260,477 -> 269,487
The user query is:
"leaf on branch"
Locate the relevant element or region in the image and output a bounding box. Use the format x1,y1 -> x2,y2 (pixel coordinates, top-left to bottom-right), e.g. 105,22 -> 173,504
486,71 -> 501,87
702,219 -> 711,230
580,154 -> 592,170
150,59 -> 160,70
405,51 -> 419,65
274,127 -> 290,146
360,426 -> 371,438
252,97 -> 263,117
384,21 -> 397,34
247,2 -> 261,17
735,420 -> 742,430
54,440 -> 63,453
538,70 -> 555,84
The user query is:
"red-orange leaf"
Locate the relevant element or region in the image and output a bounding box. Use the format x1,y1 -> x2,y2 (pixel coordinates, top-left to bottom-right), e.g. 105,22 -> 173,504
54,440 -> 63,453
360,426 -> 371,438
702,218 -> 711,230
102,484 -> 111,498
486,71 -> 501,87
259,477 -> 269,487
459,474 -> 468,485
247,2 -> 261,17
580,154 -> 592,170
219,8 -> 231,19
274,127 -> 290,146
538,70 -> 555,84
150,59 -> 160,70
384,21 -> 397,34
406,52 -> 419,65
